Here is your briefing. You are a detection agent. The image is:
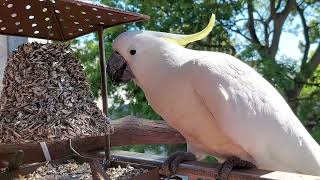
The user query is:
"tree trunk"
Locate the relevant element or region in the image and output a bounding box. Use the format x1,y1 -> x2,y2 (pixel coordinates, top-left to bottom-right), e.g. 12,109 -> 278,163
287,84 -> 303,114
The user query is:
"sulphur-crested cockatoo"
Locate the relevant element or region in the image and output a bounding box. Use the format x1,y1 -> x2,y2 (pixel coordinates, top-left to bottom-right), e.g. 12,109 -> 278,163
106,14 -> 320,177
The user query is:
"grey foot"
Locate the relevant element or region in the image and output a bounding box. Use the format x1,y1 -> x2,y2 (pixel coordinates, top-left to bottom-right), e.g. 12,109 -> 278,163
159,151 -> 196,177
217,156 -> 256,180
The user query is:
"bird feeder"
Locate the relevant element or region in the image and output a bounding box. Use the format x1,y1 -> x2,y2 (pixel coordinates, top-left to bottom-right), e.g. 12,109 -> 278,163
0,0 -> 156,179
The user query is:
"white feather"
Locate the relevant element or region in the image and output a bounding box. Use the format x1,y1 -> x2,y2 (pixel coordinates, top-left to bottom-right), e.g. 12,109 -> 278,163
182,50 -> 320,175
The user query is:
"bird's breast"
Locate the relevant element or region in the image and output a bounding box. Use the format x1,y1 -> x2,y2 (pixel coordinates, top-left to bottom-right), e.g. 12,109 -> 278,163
143,83 -> 253,162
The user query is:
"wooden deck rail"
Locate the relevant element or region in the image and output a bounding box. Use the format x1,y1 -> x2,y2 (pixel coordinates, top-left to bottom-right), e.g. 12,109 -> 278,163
0,116 -> 185,165
111,150 -> 320,180
0,116 -> 320,179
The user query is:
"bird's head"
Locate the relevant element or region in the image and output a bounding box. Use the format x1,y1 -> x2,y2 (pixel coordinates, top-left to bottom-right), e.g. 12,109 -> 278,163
107,14 -> 215,84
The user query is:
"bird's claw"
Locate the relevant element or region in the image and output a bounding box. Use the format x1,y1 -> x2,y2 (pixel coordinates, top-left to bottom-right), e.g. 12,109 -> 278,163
216,156 -> 256,180
159,151 -> 196,177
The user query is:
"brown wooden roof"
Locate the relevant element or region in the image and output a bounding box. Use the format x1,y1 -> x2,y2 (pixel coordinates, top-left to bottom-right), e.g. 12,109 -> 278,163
0,0 -> 149,41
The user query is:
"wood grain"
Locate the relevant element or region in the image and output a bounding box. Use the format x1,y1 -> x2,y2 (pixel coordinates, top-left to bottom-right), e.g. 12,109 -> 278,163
0,116 -> 185,166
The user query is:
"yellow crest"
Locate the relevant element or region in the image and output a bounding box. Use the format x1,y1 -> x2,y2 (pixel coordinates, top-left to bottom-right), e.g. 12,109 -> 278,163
162,14 -> 215,46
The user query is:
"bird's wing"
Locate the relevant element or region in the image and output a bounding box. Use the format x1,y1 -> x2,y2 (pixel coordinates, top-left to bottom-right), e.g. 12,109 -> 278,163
183,51 -> 320,175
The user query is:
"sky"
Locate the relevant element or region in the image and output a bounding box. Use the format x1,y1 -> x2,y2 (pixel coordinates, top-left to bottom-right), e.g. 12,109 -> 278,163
278,32 -> 303,60
29,26 -> 306,62
277,14 -> 318,64
27,0 -> 319,74
26,0 -> 314,64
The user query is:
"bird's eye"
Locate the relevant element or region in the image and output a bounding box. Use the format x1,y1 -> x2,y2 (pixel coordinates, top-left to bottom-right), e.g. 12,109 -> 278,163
130,50 -> 136,55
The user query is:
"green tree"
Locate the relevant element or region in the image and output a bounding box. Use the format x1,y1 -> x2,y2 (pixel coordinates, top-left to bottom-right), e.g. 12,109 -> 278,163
219,0 -> 320,138
225,0 -> 320,113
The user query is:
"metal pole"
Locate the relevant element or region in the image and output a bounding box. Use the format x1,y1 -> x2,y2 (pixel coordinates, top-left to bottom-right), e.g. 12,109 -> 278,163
98,26 -> 111,166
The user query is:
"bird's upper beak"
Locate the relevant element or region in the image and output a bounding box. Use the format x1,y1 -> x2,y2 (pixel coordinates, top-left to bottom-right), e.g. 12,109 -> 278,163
106,52 -> 135,84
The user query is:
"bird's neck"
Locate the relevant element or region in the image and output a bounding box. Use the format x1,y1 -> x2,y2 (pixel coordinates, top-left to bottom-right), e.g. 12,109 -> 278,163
134,46 -> 189,91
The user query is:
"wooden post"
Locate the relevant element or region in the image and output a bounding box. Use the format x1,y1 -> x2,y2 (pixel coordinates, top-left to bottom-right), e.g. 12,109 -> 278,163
97,26 -> 111,164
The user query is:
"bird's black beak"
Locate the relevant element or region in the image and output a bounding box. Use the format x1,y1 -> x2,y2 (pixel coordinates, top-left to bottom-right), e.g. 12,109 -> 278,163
106,51 -> 135,84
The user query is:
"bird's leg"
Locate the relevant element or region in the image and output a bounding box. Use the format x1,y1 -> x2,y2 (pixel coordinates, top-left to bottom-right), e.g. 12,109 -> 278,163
159,151 -> 196,177
216,156 -> 256,180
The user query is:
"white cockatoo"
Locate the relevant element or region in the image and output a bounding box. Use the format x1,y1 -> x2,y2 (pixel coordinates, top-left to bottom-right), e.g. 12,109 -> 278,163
106,14 -> 320,177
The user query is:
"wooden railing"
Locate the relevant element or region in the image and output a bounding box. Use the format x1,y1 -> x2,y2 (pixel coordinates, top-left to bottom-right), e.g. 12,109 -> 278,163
0,116 -> 320,179
111,150 -> 320,180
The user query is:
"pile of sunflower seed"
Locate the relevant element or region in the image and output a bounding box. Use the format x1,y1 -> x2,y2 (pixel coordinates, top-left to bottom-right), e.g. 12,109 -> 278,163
0,42 -> 110,144
20,159 -> 148,180
106,164 -> 148,180
21,159 -> 91,180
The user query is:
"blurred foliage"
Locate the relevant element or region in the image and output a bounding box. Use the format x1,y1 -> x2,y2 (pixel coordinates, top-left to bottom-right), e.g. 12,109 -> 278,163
72,0 -> 320,155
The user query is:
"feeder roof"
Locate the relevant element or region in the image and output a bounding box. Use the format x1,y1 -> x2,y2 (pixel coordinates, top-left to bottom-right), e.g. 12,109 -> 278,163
0,0 -> 149,41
